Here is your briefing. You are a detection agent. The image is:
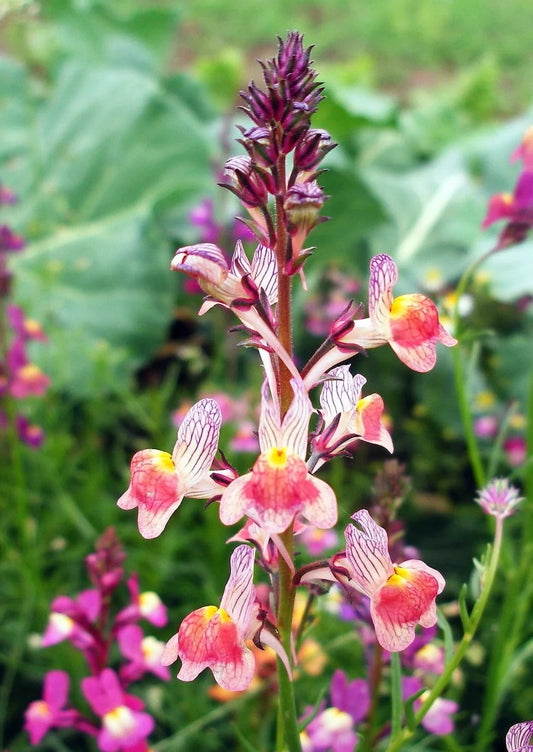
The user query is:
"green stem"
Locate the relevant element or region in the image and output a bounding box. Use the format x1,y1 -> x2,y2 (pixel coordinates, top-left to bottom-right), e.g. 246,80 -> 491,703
384,518 -> 504,752
451,253 -> 492,490
276,528 -> 301,752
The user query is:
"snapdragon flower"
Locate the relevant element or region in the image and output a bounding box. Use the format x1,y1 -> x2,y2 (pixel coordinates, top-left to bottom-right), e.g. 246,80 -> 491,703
82,669 -> 154,752
162,545 -> 290,691
219,379 -> 337,534
118,398 -> 223,538
304,254 -> 456,387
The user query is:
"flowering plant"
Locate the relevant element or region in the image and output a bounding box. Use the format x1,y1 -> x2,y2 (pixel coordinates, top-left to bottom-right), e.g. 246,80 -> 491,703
24,528 -> 169,751
110,32 -> 532,752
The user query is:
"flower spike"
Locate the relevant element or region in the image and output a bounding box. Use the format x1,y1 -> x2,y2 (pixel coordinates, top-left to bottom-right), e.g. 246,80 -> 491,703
117,399 -> 223,538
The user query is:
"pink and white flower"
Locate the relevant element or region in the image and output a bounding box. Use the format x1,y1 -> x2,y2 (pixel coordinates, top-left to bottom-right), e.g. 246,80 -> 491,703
162,545 -> 290,691
329,510 -> 445,652
118,625 -> 171,683
117,399 -> 223,539
312,365 -> 393,466
219,380 -> 337,534
24,670 -> 75,744
81,668 -> 154,752
304,254 -> 456,387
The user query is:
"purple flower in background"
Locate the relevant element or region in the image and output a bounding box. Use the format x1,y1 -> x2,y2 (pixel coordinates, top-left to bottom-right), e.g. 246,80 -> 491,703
476,478 -> 523,520
82,669 -> 154,752
24,671 -> 76,744
402,676 -> 458,736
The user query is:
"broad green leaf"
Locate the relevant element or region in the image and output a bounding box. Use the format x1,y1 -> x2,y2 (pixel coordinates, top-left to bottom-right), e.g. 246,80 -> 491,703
3,57 -> 212,396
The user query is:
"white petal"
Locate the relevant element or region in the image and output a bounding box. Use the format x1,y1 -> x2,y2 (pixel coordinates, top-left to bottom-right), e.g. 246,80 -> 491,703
219,545 -> 256,635
172,399 -> 222,490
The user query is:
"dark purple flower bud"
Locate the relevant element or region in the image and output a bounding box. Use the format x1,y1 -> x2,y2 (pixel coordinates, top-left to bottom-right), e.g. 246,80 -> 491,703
85,527 -> 126,594
294,128 -> 336,173
238,126 -> 279,168
220,155 -> 273,206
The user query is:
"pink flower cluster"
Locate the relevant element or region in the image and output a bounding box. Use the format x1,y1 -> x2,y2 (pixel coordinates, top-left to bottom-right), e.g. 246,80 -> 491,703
0,185 -> 50,447
25,529 -> 169,750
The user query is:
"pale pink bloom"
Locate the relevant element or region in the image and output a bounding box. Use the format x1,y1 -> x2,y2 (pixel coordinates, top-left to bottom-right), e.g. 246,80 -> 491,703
229,419 -> 260,453
303,254 -> 456,387
161,545 -> 290,691
506,720 -> 533,751
305,707 -> 357,752
474,415 -> 499,439
314,365 -> 393,464
341,510 -> 444,652
171,240 -> 300,383
219,380 -> 337,534
25,670 -> 73,744
117,399 -> 222,538
118,625 -> 171,682
298,525 -> 339,557
82,669 -> 154,752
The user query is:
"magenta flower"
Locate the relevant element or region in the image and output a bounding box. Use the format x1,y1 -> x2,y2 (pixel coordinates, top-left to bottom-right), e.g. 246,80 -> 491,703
115,574 -> 168,628
506,720 -> 533,751
339,510 -> 445,652
219,380 -> 337,534
25,670 -> 75,744
41,589 -> 101,649
402,676 -> 458,736
82,668 -> 154,752
118,625 -> 171,683
118,398 -> 223,538
162,545 -> 290,691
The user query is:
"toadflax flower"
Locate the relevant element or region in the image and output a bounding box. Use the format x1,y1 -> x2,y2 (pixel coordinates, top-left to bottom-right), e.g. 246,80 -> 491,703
82,668 -> 154,752
117,398 -> 223,538
314,510 -> 445,652
303,254 -> 457,388
161,545 -> 290,691
219,379 -> 337,534
312,365 -> 393,467
24,670 -> 76,744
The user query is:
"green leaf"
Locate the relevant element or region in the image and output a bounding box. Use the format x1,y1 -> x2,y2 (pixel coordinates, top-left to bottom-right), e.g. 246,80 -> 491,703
3,56 -> 212,395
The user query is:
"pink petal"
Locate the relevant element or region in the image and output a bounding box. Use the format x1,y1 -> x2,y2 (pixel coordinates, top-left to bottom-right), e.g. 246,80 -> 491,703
301,475 -> 338,529
43,670 -> 70,710
82,669 -> 123,716
117,449 -> 184,539
371,566 -> 441,652
118,624 -> 143,661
